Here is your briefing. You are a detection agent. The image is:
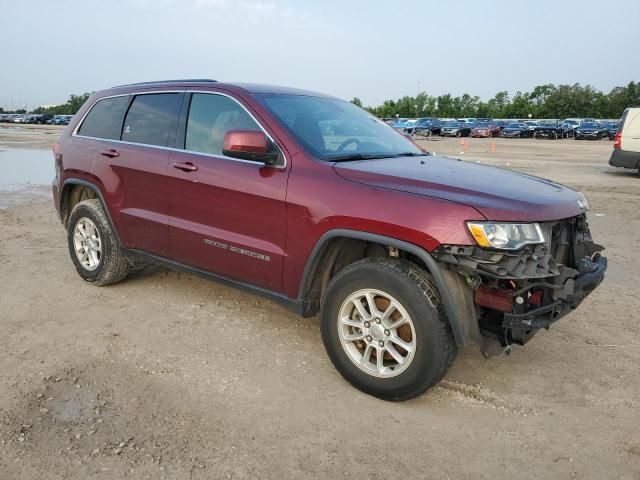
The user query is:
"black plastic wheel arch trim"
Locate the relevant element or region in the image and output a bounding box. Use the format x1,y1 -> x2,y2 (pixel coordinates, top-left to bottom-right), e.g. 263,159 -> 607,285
60,178 -> 121,244
299,229 -> 473,347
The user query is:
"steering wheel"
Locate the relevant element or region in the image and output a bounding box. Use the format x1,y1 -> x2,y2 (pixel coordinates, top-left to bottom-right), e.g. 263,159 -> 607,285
337,138 -> 361,152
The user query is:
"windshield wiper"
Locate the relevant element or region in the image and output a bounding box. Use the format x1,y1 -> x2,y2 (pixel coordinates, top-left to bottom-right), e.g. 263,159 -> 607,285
328,153 -> 391,162
329,152 -> 428,162
391,152 -> 429,157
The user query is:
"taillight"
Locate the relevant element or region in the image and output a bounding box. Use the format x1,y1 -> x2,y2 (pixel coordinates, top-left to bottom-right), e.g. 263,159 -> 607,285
53,142 -> 61,178
613,132 -> 621,150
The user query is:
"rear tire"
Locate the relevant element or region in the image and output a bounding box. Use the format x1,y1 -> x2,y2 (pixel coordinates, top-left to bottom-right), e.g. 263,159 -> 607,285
320,258 -> 457,401
67,199 -> 130,286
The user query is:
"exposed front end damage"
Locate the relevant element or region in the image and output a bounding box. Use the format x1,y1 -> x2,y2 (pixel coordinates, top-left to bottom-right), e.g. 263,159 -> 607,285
433,214 -> 607,355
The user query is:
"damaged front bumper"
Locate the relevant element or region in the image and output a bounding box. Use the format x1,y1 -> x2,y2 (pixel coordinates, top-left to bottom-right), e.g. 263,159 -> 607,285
501,254 -> 606,330
433,214 -> 607,353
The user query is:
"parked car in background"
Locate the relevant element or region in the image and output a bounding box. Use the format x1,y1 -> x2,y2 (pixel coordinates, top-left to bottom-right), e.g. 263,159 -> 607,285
494,120 -> 508,131
470,122 -> 499,138
522,120 -> 538,134
500,122 -> 532,138
533,120 -> 563,139
410,118 -> 442,136
403,117 -> 432,134
391,119 -> 414,130
562,118 -> 581,135
605,121 -> 619,140
609,108 -> 640,175
456,118 -> 477,126
52,115 -> 72,125
34,114 -> 54,124
440,120 -> 471,137
575,122 -> 607,140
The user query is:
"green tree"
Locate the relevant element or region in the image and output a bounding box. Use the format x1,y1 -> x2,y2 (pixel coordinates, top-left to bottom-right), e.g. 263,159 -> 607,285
31,92 -> 92,115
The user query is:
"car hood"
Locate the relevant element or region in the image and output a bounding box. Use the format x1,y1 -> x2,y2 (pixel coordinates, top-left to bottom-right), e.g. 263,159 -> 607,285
333,155 -> 586,221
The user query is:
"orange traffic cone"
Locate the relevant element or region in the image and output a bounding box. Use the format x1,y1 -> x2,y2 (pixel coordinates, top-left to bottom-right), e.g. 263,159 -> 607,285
490,142 -> 496,153
463,140 -> 469,151
460,138 -> 465,145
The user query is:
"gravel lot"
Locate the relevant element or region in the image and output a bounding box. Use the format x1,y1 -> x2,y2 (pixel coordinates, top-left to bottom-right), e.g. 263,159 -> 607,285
1,125 -> 639,479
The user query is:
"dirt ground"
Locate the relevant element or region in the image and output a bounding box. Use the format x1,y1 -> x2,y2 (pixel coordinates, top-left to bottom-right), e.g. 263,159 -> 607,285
1,125 -> 639,479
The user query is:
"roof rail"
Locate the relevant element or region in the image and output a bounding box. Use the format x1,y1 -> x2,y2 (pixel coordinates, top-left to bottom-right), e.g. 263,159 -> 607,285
113,79 -> 218,88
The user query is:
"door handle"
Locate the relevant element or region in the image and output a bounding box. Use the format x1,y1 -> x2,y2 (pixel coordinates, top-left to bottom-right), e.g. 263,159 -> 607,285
172,161 -> 198,172
100,149 -> 120,158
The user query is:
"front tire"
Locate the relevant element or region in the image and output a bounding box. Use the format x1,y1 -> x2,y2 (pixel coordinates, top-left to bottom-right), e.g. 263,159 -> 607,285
320,258 -> 457,401
67,199 -> 130,286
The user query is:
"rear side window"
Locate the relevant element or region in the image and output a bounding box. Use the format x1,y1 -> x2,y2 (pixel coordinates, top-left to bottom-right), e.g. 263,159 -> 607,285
185,93 -> 261,156
77,96 -> 129,140
618,109 -> 629,134
122,93 -> 181,147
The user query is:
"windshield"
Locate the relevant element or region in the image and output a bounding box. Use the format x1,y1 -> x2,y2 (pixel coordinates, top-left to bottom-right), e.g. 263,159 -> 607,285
256,94 -> 423,160
506,123 -> 523,128
539,120 -> 557,126
444,121 -> 462,127
581,122 -> 598,128
475,122 -> 493,128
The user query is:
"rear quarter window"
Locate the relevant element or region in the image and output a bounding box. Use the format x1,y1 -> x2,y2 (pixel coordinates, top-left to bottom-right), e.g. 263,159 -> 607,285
77,96 -> 130,140
617,109 -> 629,134
122,93 -> 181,147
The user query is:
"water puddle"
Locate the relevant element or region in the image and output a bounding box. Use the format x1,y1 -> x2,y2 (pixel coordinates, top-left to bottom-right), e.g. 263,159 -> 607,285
0,148 -> 54,187
0,148 -> 55,209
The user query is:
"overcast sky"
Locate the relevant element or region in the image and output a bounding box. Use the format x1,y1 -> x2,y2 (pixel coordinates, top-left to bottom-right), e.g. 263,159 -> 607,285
1,0 -> 639,109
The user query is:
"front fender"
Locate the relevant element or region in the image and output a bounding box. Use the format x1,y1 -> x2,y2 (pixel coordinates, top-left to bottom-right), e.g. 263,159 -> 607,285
298,229 -> 482,348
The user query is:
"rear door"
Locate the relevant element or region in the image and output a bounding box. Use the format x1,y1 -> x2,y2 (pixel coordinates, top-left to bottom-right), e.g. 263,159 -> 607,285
166,91 -> 289,292
89,91 -> 183,257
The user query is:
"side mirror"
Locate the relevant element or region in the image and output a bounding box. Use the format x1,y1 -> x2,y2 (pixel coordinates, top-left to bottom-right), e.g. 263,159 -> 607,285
222,130 -> 279,165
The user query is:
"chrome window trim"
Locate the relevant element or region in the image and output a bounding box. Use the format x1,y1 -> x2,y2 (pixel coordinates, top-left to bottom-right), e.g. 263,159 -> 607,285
72,89 -> 287,169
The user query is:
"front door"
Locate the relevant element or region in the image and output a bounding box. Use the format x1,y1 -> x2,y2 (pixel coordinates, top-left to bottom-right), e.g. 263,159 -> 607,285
167,92 -> 289,292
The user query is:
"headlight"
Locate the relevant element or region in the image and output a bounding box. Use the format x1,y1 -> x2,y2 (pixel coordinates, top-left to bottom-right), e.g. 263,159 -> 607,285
466,222 -> 545,250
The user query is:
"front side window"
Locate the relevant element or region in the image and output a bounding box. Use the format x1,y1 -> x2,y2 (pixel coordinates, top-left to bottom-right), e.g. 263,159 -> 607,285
77,96 -> 130,140
255,94 -> 423,160
185,93 -> 261,156
122,93 -> 180,147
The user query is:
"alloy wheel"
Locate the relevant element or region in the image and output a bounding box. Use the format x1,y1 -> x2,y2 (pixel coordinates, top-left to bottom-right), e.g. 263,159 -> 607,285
337,289 -> 416,378
73,217 -> 102,271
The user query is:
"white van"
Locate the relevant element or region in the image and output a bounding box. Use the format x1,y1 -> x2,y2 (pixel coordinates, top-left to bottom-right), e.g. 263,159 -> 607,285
609,108 -> 640,175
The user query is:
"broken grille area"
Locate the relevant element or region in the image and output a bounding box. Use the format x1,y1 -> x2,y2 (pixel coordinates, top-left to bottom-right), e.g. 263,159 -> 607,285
434,217 -> 583,280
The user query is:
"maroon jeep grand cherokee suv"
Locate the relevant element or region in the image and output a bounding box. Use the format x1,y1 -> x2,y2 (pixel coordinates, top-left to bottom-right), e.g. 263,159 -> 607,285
52,79 -> 606,400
